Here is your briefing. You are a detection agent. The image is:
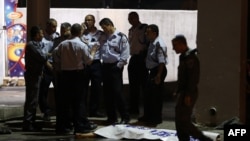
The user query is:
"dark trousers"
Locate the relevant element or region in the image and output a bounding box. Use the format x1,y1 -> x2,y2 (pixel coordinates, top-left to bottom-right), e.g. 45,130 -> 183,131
23,71 -> 42,125
83,60 -> 103,114
58,70 -> 89,131
175,90 -> 205,141
102,63 -> 129,121
54,71 -> 71,131
127,54 -> 148,114
143,66 -> 167,123
39,68 -> 54,115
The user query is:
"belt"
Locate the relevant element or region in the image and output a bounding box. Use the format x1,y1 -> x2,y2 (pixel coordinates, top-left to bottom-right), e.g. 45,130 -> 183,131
103,61 -> 118,66
92,59 -> 101,63
61,69 -> 84,73
148,66 -> 158,74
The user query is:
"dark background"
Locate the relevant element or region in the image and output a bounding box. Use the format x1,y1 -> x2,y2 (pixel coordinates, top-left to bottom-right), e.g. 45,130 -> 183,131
17,0 -> 197,10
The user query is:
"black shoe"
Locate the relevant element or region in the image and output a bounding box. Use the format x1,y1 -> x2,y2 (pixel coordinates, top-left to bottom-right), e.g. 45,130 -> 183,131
22,124 -> 42,132
102,119 -> 118,126
74,122 -> 98,134
56,128 -> 72,135
119,119 -> 130,124
151,119 -> 162,125
89,112 -> 105,118
43,113 -> 51,121
129,109 -> 139,115
138,116 -> 149,122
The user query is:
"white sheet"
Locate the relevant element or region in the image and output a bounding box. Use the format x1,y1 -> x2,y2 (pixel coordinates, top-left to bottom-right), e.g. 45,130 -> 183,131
94,124 -> 220,141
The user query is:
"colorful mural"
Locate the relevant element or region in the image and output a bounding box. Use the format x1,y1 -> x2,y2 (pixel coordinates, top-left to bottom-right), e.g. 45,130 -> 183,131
5,0 -> 26,77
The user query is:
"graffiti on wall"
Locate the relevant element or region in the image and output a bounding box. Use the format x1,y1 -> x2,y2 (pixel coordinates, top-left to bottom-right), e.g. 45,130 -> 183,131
5,0 -> 26,77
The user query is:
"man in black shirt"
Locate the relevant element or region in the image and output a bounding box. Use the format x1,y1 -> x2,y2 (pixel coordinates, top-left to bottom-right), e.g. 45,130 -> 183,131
23,26 -> 49,131
172,35 -> 212,141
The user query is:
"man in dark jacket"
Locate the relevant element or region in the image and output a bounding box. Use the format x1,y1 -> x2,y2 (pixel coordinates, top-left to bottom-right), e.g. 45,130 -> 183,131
172,35 -> 212,141
23,26 -> 50,131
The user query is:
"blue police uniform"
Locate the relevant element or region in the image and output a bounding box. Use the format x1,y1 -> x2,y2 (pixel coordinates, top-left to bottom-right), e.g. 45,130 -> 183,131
38,37 -> 54,120
99,30 -> 130,124
140,36 -> 168,124
81,30 -> 104,117
53,36 -> 96,133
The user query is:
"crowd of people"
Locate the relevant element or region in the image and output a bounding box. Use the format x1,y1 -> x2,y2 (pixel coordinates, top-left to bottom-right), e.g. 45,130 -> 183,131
22,11 -> 212,141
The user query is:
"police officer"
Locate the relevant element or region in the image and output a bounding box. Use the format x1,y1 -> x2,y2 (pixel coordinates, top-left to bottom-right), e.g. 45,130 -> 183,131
127,11 -> 149,116
23,26 -> 49,131
172,35 -> 212,141
52,22 -> 72,133
39,18 -> 59,121
53,23 -> 98,134
99,18 -> 130,125
81,14 -> 104,117
138,24 -> 168,126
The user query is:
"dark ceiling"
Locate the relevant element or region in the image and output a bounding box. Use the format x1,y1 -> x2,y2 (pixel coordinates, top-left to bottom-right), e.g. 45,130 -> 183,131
17,0 -> 197,10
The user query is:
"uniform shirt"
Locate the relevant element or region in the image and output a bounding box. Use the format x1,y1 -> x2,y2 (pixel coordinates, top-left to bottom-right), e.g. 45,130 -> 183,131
177,48 -> 199,96
43,32 -> 59,54
52,36 -> 69,71
42,38 -> 54,56
99,30 -> 130,68
53,36 -> 67,50
53,37 -> 93,70
44,32 -> 59,42
128,23 -> 148,55
146,36 -> 168,69
25,41 -> 47,75
81,30 -> 103,60
42,33 -> 59,62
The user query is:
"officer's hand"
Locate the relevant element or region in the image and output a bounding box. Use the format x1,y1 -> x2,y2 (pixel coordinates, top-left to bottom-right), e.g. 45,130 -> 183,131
46,61 -> 53,71
154,75 -> 161,85
47,53 -> 52,57
90,44 -> 99,56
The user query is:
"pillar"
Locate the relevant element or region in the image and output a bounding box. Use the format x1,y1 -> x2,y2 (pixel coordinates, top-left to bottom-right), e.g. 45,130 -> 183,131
196,0 -> 248,125
26,0 -> 50,41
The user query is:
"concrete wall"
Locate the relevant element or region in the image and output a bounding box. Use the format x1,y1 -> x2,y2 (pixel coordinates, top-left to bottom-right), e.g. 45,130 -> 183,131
51,9 -> 197,83
196,0 -> 248,125
10,8 -> 198,83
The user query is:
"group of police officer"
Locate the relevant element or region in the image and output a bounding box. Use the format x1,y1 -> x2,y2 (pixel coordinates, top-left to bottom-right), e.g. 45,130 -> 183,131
22,11 -> 212,141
